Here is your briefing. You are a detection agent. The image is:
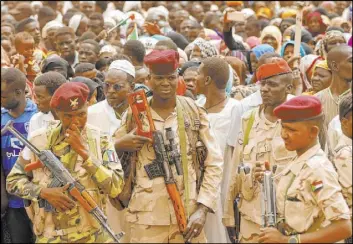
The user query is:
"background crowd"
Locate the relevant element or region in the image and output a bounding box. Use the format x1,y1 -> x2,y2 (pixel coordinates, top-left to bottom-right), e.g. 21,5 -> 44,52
1,1 -> 352,243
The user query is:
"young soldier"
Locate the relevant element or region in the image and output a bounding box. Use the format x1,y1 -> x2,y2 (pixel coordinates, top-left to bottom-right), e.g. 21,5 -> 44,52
114,49 -> 224,243
223,58 -> 297,243
333,94 -> 352,243
6,82 -> 125,243
255,96 -> 352,243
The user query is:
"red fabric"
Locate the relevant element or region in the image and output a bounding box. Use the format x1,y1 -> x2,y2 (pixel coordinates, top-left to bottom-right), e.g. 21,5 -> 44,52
177,77 -> 187,96
256,58 -> 292,81
274,96 -> 323,122
144,50 -> 179,72
50,82 -> 89,112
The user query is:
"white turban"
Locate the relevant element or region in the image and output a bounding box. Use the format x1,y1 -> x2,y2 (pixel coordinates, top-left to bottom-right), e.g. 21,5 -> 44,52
109,60 -> 136,78
123,1 -> 141,13
42,20 -> 64,38
69,14 -> 84,33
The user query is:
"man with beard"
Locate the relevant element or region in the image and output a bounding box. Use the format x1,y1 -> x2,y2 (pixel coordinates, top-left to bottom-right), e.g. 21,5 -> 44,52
114,49 -> 223,243
1,67 -> 37,243
223,58 -> 297,243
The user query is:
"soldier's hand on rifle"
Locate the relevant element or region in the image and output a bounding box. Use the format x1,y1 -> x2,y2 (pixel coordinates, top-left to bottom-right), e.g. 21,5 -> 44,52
39,184 -> 76,212
115,128 -> 152,152
184,204 -> 208,242
259,227 -> 288,243
254,162 -> 264,182
65,123 -> 89,160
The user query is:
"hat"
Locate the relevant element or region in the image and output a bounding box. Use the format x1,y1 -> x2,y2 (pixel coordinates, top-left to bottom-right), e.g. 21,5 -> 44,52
71,76 -> 100,99
42,20 -> 64,38
50,82 -> 90,112
108,60 -> 135,78
144,49 -> 179,75
226,1 -> 243,7
274,96 -> 323,122
256,58 -> 292,81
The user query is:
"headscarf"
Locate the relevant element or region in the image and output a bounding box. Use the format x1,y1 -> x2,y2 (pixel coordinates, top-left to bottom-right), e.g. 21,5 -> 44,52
188,38 -> 219,59
318,30 -> 346,59
246,36 -> 261,49
256,7 -> 272,20
312,59 -> 330,77
269,18 -> 282,28
281,9 -> 297,19
306,12 -> 327,36
252,44 -> 275,59
69,14 -> 84,33
41,54 -> 74,79
42,20 -> 64,38
280,41 -> 306,58
299,54 -> 323,90
204,28 -> 222,41
123,1 -> 141,13
260,26 -> 282,53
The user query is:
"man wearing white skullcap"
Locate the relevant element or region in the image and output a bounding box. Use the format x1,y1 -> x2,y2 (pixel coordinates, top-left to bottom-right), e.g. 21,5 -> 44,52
87,59 -> 136,243
69,13 -> 89,37
42,20 -> 64,55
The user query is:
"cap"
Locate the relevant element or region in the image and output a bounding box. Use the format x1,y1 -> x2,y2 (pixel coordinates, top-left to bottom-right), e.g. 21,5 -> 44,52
108,60 -> 135,78
274,96 -> 323,122
256,58 -> 292,81
144,49 -> 179,75
50,82 -> 90,112
71,77 -> 99,99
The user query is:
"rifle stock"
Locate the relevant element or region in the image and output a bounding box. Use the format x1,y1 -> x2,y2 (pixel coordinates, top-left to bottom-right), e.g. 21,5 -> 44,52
1,120 -> 124,243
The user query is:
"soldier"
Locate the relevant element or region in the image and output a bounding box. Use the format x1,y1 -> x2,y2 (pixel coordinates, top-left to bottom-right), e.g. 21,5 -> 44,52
255,96 -> 352,243
114,49 -> 224,243
223,58 -> 297,243
333,94 -> 352,243
6,82 -> 125,243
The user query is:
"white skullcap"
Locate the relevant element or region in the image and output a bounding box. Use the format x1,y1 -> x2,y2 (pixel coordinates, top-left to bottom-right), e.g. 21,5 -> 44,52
79,1 -> 96,5
109,60 -> 136,78
69,14 -> 84,33
123,1 -> 141,13
42,20 -> 64,38
100,45 -> 118,55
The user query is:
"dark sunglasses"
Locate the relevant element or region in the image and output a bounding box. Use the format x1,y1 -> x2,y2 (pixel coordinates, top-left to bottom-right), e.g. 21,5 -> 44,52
103,82 -> 125,91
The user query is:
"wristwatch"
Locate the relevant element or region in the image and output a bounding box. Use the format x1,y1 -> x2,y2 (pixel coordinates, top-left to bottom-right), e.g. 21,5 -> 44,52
288,235 -> 300,243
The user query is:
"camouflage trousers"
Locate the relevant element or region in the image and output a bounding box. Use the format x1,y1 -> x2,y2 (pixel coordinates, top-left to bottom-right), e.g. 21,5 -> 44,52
129,223 -> 207,243
239,218 -> 261,243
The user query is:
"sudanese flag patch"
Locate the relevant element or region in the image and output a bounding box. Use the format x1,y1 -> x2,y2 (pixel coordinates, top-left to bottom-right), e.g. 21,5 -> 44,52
311,180 -> 323,193
107,150 -> 117,162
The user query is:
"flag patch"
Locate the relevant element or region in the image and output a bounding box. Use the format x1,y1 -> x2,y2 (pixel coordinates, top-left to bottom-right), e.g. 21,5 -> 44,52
311,180 -> 323,192
107,150 -> 117,162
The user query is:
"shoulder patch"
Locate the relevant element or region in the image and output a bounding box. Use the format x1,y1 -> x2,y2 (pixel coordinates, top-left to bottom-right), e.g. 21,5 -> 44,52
311,180 -> 324,193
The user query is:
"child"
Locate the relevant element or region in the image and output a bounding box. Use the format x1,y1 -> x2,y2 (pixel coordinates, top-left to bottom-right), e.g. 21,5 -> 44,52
254,96 -> 351,243
333,94 -> 352,243
13,32 -> 41,82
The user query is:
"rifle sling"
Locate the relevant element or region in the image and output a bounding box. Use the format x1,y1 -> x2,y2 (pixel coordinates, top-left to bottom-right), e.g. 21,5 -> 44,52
176,98 -> 190,220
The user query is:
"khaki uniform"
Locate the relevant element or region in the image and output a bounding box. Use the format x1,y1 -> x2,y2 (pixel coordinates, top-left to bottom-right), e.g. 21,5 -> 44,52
276,144 -> 350,234
114,96 -> 224,243
333,135 -> 352,216
6,123 -> 124,243
223,107 -> 296,243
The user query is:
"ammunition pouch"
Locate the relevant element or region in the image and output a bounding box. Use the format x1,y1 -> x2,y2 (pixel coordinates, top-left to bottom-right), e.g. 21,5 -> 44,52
144,161 -> 164,180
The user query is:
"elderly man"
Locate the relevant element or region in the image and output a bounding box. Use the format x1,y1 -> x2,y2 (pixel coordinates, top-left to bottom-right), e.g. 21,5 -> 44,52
114,49 -> 223,243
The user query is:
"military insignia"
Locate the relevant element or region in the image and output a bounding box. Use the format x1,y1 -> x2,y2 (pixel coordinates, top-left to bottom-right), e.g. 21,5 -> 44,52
70,98 -> 79,110
311,180 -> 323,192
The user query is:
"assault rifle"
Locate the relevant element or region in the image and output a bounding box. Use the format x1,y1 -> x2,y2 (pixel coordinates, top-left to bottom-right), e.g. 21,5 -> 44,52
144,130 -> 187,234
1,120 -> 124,243
260,162 -> 277,228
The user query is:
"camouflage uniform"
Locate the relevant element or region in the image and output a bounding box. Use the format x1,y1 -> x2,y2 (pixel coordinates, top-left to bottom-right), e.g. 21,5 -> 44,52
6,123 -> 124,243
276,144 -> 350,234
223,107 -> 296,243
332,134 -> 352,216
115,96 -> 224,243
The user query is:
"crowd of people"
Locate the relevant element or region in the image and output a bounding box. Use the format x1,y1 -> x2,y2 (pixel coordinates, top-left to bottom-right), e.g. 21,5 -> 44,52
1,1 -> 352,243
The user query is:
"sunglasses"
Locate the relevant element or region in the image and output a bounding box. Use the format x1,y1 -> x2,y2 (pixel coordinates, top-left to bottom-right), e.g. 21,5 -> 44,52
103,82 -> 126,91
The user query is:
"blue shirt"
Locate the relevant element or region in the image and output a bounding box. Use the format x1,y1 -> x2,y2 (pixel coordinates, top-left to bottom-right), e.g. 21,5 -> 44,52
1,99 -> 37,208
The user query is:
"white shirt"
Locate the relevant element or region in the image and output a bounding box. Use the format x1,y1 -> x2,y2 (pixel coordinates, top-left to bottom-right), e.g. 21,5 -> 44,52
22,111 -> 56,160
87,99 -> 121,137
326,115 -> 342,159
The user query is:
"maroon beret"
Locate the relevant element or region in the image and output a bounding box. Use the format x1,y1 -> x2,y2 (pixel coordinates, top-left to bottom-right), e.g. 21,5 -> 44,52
274,96 -> 323,122
256,58 -> 292,81
144,49 -> 179,74
50,82 -> 90,112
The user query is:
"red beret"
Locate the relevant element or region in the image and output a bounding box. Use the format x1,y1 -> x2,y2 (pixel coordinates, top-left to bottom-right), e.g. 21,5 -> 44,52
144,49 -> 179,75
50,82 -> 90,112
256,58 -> 292,81
274,96 -> 323,122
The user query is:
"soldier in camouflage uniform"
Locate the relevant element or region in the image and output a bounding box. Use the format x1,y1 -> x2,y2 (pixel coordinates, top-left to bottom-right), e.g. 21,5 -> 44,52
6,82 -> 124,243
255,96 -> 352,243
223,58 -> 296,243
